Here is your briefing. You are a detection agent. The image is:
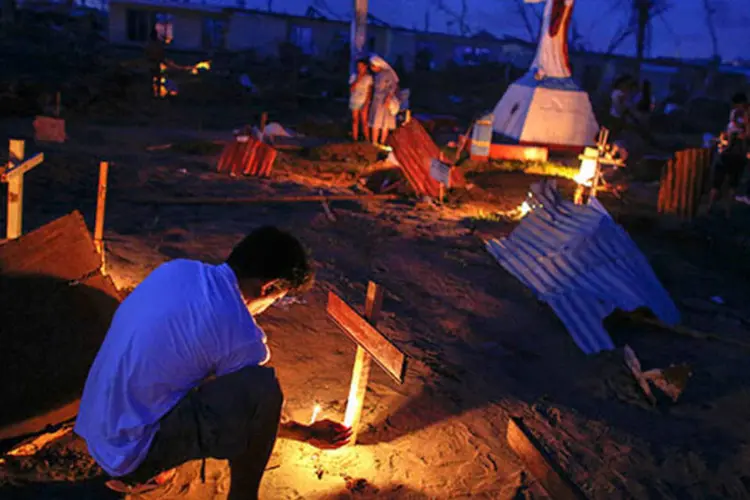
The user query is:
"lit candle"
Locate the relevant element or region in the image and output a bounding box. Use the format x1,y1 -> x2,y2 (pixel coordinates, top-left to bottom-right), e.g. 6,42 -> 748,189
309,404 -> 322,425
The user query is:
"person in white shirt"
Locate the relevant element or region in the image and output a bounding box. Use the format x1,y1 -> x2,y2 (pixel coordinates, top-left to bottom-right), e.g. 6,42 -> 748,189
349,58 -> 373,142
76,226 -> 351,499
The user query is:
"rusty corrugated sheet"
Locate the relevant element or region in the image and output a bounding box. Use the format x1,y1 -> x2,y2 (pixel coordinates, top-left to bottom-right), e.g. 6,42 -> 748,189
387,119 -> 466,198
217,136 -> 277,177
657,148 -> 711,220
0,211 -> 121,436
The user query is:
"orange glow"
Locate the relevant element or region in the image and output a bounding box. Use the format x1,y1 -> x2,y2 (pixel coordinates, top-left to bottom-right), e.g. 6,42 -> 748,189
191,61 -> 212,75
574,147 -> 599,186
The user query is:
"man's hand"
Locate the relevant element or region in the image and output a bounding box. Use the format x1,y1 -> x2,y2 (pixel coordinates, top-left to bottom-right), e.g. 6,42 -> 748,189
279,419 -> 352,449
306,419 -> 352,449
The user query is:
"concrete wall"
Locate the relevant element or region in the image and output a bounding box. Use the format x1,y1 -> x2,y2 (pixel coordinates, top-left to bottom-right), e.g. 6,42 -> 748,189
109,2 -> 219,50
227,11 -> 286,56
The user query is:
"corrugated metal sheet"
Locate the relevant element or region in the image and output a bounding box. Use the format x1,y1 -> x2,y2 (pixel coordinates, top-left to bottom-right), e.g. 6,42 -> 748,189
387,119 -> 465,198
486,180 -> 680,354
217,136 -> 277,177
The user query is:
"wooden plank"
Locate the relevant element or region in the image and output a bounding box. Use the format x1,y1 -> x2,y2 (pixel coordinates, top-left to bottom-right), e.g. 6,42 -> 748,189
0,212 -> 121,432
130,194 -> 399,205
0,401 -> 79,442
327,291 -> 406,383
507,417 -> 586,500
489,143 -> 549,162
33,116 -> 66,143
343,282 -> 384,443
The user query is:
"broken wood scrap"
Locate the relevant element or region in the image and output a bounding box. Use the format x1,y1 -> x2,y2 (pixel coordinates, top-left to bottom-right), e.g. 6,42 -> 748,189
506,417 -> 586,500
319,189 -> 337,222
633,315 -> 750,351
624,345 -> 691,404
128,194 -> 399,206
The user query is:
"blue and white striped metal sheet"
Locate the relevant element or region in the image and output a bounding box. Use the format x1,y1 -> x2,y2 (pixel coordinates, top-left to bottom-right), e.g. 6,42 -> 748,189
486,180 -> 680,354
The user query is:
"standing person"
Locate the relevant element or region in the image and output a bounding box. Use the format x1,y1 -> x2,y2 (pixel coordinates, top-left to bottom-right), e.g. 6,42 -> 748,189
145,25 -> 189,98
369,55 -> 400,148
75,226 -> 351,499
608,76 -> 634,137
349,58 -> 373,142
145,27 -> 167,98
708,92 -> 749,215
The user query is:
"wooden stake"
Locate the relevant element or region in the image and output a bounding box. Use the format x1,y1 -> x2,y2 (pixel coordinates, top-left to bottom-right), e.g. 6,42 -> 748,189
260,112 -> 268,135
94,161 -> 109,270
343,281 -> 384,443
6,140 -> 26,240
55,92 -> 61,118
439,183 -> 445,205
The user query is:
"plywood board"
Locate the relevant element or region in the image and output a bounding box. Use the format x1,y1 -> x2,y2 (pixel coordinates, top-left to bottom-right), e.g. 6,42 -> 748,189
430,159 -> 452,187
0,211 -> 121,435
33,116 -> 66,143
506,417 -> 585,500
327,291 -> 406,383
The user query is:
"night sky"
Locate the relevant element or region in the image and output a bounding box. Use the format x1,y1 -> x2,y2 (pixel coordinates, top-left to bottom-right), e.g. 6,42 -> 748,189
255,0 -> 750,62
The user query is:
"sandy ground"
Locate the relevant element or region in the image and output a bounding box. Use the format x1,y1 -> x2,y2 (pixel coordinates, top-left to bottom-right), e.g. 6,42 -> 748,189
1,117 -> 750,500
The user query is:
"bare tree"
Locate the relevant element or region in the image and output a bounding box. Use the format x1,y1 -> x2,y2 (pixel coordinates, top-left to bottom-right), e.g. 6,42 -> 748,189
510,0 -> 541,42
2,0 -> 16,29
431,0 -> 471,36
700,0 -> 720,61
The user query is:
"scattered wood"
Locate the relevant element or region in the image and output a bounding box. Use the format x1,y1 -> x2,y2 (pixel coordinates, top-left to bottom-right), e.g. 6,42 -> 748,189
6,425 -> 72,457
506,417 -> 586,500
319,190 -> 337,222
130,194 -> 399,205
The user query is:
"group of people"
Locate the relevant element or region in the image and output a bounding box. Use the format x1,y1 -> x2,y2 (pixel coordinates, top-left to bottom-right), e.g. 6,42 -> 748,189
608,75 -> 654,138
708,91 -> 750,216
349,54 -> 401,147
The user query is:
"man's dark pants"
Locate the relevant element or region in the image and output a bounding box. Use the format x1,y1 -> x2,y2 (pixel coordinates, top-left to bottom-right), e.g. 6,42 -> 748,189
122,365 -> 283,499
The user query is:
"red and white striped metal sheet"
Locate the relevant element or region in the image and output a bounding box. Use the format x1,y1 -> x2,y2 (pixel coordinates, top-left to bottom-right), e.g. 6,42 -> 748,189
387,119 -> 465,198
217,136 -> 277,177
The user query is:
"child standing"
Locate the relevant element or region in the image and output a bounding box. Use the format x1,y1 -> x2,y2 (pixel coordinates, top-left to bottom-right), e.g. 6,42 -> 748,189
708,92 -> 749,215
349,59 -> 373,142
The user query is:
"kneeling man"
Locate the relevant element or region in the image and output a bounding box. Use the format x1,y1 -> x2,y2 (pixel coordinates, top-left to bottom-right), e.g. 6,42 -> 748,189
76,226 -> 351,498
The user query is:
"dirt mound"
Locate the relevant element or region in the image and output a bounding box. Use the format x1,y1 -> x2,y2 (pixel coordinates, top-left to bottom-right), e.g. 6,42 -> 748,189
306,142 -> 381,165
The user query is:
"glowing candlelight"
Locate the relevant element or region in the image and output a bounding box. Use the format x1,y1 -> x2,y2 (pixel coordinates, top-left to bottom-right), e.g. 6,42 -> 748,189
191,61 -> 212,75
309,404 -> 322,424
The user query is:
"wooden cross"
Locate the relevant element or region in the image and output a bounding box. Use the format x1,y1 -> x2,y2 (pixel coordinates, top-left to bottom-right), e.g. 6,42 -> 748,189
1,140 -> 44,240
327,282 -> 407,443
573,127 -> 624,205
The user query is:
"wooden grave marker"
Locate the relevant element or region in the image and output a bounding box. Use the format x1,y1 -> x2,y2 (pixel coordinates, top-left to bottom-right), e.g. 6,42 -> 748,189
94,161 -> 110,272
1,139 -> 45,239
33,92 -> 66,143
327,282 -> 407,443
507,417 -> 586,500
430,157 -> 453,204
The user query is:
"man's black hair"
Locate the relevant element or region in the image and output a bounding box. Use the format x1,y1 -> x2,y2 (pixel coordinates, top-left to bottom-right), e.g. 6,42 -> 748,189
731,92 -> 748,105
227,226 -> 313,296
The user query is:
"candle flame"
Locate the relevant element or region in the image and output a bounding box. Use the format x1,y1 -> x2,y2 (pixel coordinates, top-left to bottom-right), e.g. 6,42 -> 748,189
191,61 -> 212,75
310,404 -> 322,424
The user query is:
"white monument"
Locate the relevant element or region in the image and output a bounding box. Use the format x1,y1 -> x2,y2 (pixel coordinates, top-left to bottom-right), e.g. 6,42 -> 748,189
492,0 -> 599,149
